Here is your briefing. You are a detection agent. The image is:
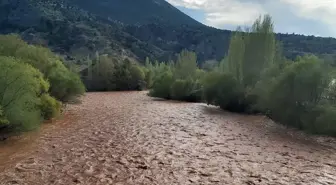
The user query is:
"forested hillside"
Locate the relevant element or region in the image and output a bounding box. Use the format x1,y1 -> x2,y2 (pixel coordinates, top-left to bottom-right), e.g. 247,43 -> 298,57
1,0 -> 336,64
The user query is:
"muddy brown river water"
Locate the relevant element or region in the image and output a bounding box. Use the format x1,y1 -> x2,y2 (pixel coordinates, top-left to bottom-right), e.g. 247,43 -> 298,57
0,92 -> 335,185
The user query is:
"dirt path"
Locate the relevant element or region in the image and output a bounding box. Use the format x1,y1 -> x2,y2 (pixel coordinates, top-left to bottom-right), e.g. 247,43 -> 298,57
0,92 -> 336,185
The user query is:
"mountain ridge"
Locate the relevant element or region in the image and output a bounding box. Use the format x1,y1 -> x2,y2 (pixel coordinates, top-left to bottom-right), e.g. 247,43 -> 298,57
1,0 -> 336,64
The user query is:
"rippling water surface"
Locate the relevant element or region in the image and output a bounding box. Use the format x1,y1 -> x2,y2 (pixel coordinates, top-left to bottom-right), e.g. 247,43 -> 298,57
0,92 -> 335,185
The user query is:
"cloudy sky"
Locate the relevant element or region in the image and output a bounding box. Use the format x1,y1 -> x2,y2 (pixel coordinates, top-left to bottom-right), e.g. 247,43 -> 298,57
166,0 -> 336,37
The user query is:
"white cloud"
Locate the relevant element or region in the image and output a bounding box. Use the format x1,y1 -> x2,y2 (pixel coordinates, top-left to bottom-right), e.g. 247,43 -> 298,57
166,0 -> 336,36
167,0 -> 264,27
280,0 -> 336,25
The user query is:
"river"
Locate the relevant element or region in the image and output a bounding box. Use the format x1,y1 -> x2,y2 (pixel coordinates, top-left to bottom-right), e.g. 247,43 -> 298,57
0,92 -> 335,185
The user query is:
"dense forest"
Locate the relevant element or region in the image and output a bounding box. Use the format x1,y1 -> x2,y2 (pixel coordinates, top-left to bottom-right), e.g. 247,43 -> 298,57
1,0 -> 336,65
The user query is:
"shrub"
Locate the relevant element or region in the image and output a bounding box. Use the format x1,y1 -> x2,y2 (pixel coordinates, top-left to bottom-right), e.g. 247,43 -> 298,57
0,57 -> 47,132
144,68 -> 153,89
203,72 -> 246,112
149,71 -> 174,99
0,106 -> 9,127
129,64 -> 146,90
266,57 -> 331,129
314,105 -> 336,136
171,78 -> 202,102
48,60 -> 86,102
250,62 -> 289,114
0,34 -> 85,102
0,34 -> 27,57
40,94 -> 62,120
171,79 -> 191,100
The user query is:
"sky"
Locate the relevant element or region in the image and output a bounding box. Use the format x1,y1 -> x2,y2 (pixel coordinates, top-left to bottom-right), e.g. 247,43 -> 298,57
166,0 -> 336,37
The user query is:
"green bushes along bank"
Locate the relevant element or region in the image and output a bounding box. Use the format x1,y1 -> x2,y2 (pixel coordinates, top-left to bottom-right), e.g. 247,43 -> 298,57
0,34 -> 85,137
147,15 -> 336,137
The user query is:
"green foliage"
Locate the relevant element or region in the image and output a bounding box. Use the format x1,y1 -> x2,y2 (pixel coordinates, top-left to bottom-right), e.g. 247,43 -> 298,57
48,60 -> 85,102
147,15 -> 336,136
40,94 -> 62,120
226,31 -> 244,83
265,56 -> 330,128
0,106 -> 9,126
313,105 -> 336,136
128,64 -> 146,90
149,70 -> 174,99
0,34 -> 86,102
148,50 -> 202,102
201,15 -> 336,136
242,15 -> 276,87
87,55 -> 115,91
171,78 -> 202,102
0,34 -> 85,137
203,72 -> 246,112
251,61 -> 290,113
0,34 -> 27,56
0,57 -> 46,132
84,56 -> 146,91
144,69 -> 153,88
174,50 -> 198,79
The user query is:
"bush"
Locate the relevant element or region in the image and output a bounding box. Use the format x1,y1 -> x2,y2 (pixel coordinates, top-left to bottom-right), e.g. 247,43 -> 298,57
0,34 -> 27,57
0,34 -> 85,137
149,71 -> 174,99
203,72 -> 246,112
48,60 -> 86,102
249,62 -> 290,114
171,79 -> 191,100
0,34 -> 85,102
40,94 -> 62,120
144,68 -> 153,89
129,64 -> 146,90
314,105 -> 336,136
171,78 -> 202,102
266,57 -> 331,129
0,57 -> 47,132
0,106 -> 9,127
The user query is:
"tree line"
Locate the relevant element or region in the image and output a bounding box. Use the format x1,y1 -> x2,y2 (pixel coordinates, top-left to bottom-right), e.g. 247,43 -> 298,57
81,54 -> 147,92
147,15 -> 336,136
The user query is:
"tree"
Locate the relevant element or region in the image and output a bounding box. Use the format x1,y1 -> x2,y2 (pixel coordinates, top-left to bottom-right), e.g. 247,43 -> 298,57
242,14 -> 276,87
226,31 -> 245,83
174,50 -> 197,79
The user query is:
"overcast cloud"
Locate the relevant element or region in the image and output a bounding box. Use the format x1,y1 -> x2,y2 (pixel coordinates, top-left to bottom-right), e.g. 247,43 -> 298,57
167,0 -> 336,37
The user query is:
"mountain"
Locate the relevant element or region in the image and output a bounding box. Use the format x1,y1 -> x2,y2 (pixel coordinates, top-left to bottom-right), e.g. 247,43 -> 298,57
1,0 -> 336,64
68,0 -> 202,26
